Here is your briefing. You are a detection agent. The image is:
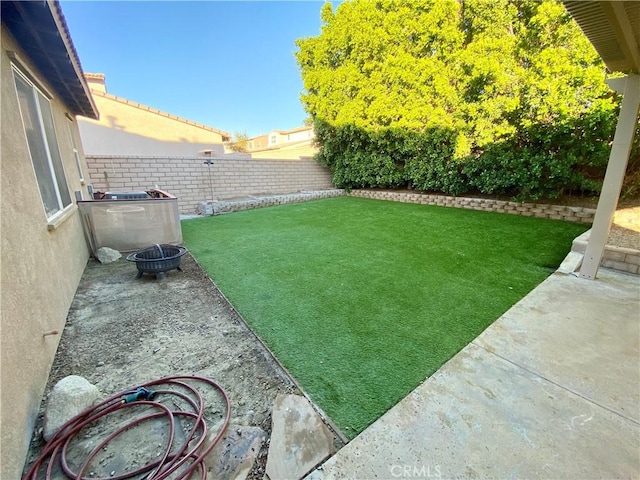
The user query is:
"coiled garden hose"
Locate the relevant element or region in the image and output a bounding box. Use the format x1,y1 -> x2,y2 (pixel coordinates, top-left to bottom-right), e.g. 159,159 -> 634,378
24,375 -> 231,480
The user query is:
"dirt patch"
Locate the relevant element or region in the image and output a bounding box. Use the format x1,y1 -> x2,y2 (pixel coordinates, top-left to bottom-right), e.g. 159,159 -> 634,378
24,254 -> 342,477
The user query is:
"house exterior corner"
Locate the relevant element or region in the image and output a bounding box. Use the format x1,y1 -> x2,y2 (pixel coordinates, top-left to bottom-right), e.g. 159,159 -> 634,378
1,2 -> 98,475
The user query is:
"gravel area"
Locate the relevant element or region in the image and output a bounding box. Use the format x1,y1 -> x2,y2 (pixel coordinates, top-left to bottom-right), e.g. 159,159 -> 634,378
609,206 -> 640,250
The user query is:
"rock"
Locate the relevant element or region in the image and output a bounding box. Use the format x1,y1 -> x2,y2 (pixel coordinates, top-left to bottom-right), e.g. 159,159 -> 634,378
197,202 -> 215,216
265,394 -> 336,480
202,424 -> 265,480
43,375 -> 100,441
96,247 -> 121,264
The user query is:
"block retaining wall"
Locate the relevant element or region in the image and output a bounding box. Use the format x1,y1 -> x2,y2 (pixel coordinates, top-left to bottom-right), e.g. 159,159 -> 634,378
85,155 -> 334,213
201,190 -> 346,215
572,231 -> 640,275
348,190 -> 639,276
193,187 -> 639,276
348,189 -> 596,223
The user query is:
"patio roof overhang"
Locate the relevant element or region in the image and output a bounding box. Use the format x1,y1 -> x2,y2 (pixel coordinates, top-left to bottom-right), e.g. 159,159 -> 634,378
563,1 -> 639,74
1,0 -> 99,119
561,1 -> 640,280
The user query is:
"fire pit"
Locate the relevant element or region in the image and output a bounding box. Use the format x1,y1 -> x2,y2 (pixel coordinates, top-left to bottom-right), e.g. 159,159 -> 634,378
126,244 -> 188,279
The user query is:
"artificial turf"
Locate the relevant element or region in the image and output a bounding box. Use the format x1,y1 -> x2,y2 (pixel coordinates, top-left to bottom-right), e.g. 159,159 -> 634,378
182,196 -> 588,437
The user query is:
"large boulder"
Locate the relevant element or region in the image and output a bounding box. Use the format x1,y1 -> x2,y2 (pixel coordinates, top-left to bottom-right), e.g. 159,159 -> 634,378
96,247 -> 121,264
43,375 -> 100,441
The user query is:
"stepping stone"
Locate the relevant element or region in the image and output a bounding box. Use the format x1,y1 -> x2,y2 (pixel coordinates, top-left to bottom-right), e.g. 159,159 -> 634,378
203,424 -> 265,480
265,394 -> 336,480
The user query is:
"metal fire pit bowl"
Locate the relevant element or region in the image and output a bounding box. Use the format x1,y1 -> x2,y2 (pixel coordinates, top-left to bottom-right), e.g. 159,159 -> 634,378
126,244 -> 188,279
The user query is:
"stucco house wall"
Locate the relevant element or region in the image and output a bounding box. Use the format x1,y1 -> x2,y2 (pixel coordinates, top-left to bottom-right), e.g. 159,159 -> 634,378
263,126 -> 314,147
248,134 -> 269,150
249,142 -> 318,160
246,126 -> 317,159
78,76 -> 231,157
278,126 -> 313,143
0,21 -> 95,479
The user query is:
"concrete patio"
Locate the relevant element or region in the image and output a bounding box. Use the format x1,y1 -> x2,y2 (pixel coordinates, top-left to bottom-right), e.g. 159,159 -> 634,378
309,267 -> 639,479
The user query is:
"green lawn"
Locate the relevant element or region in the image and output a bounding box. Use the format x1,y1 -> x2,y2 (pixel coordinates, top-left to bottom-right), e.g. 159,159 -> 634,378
182,196 -> 588,437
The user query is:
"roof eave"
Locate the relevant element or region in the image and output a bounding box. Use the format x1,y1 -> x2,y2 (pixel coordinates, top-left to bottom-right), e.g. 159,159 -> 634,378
48,0 -> 99,119
563,0 -> 640,74
1,0 -> 99,119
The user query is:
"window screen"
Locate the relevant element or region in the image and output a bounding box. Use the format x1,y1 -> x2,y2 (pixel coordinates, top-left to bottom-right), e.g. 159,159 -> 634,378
13,69 -> 71,218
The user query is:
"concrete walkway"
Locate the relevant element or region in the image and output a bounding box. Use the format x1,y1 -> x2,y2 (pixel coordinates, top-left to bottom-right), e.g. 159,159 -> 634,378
309,268 -> 639,479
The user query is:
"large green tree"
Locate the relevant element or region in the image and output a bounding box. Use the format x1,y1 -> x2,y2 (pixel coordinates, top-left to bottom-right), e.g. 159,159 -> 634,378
296,0 -> 621,199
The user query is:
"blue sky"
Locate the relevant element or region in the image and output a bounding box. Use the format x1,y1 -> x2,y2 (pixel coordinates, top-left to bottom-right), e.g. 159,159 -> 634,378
60,1 -> 328,138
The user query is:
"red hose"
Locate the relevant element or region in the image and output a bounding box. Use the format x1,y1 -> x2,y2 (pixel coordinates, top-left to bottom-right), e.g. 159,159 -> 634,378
24,375 -> 231,480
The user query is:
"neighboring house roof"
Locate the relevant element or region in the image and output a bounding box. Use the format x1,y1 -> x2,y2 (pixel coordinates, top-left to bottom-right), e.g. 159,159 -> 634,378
563,1 -> 640,74
1,0 -> 98,119
87,86 -> 231,141
85,72 -> 106,83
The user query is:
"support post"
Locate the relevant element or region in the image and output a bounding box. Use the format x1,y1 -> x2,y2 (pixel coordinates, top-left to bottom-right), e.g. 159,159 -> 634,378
580,75 -> 640,280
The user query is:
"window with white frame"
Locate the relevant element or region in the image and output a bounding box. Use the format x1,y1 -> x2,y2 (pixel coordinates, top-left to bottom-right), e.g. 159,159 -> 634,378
67,119 -> 84,183
13,67 -> 71,219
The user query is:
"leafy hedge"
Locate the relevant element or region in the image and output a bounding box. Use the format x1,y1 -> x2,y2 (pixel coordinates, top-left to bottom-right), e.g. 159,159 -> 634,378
462,111 -> 620,200
315,107 -> 620,201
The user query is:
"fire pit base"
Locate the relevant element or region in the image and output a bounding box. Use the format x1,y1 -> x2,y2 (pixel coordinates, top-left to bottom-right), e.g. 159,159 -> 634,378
126,244 -> 188,280
136,268 -> 180,280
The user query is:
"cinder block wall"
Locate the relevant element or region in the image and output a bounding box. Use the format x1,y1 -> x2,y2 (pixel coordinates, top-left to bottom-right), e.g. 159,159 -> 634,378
86,156 -> 334,213
572,231 -> 640,275
349,190 -> 596,223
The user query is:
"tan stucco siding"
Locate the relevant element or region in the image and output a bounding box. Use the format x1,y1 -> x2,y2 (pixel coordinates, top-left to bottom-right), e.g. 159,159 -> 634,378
249,140 -> 318,160
78,93 -> 227,156
79,120 -> 227,158
283,128 -> 313,143
1,27 -> 91,479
